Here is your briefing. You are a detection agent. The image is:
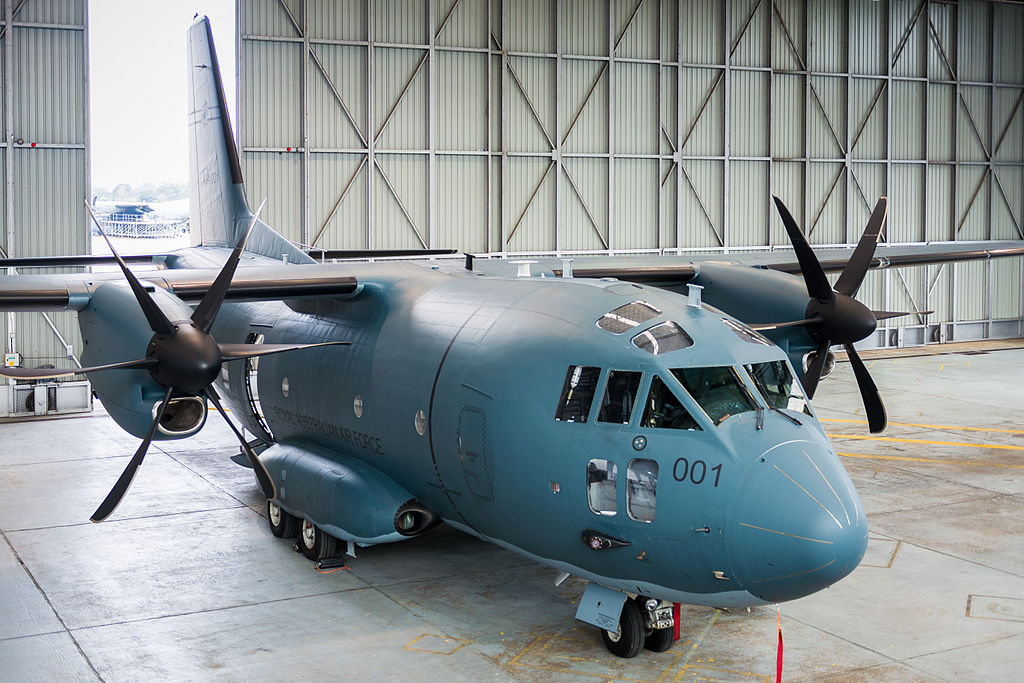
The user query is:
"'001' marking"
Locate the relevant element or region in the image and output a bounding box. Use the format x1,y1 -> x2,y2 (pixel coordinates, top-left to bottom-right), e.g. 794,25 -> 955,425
673,458 -> 722,487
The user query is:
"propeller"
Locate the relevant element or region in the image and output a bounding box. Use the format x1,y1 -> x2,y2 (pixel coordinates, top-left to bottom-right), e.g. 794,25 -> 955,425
767,196 -> 890,433
47,201 -> 351,521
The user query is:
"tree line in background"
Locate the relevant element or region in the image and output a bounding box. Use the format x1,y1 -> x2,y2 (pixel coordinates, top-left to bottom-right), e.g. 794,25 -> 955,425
92,182 -> 188,203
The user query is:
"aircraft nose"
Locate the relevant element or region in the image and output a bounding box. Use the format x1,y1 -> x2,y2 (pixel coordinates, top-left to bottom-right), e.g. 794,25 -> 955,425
727,442 -> 868,603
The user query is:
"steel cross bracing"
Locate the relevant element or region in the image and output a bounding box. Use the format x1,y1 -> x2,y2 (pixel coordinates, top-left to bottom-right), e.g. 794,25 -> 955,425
238,0 -> 1024,346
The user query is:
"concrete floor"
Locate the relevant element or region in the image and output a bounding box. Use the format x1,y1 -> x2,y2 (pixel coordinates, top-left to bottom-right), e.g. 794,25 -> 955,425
1,343 -> 1022,682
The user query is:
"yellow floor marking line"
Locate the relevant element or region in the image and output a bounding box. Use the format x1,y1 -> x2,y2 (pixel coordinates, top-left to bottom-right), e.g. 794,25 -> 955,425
821,418 -> 1024,435
838,451 -> 1024,471
508,631 -> 668,682
827,433 -> 1024,451
672,610 -> 721,681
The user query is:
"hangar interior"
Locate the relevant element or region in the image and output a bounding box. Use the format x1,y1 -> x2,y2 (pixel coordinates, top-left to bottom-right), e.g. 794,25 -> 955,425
1,0 -> 1024,680
238,0 -> 1024,350
0,0 -> 1022,372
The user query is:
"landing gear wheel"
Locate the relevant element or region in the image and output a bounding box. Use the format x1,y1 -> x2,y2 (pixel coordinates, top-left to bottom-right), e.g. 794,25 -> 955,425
644,627 -> 675,652
267,500 -> 299,538
299,519 -> 338,560
601,598 -> 644,658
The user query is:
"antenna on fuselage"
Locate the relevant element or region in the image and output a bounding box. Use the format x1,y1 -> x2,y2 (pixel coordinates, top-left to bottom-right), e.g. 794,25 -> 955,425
687,283 -> 704,308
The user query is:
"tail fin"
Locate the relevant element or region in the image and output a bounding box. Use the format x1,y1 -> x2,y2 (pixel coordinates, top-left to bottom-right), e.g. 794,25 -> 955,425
186,17 -> 311,264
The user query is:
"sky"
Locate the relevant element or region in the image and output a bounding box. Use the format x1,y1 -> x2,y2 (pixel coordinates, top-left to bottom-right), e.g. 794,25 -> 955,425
89,1 -> 236,189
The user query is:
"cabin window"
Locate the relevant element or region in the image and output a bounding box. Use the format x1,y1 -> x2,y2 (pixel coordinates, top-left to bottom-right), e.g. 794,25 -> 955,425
587,458 -> 618,516
632,322 -> 693,355
641,375 -> 701,430
745,360 -> 811,414
597,301 -> 661,333
555,366 -> 601,422
598,371 -> 643,424
671,366 -> 756,426
627,459 -> 658,522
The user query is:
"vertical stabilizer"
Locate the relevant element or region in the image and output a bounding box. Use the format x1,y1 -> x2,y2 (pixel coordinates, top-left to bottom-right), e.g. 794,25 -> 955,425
186,17 -> 311,263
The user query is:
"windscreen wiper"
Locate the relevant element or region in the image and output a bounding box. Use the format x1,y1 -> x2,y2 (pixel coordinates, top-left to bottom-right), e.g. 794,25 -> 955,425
749,374 -> 803,428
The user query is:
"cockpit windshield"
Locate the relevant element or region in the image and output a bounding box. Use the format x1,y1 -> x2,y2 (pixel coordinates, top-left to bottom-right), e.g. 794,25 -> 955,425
671,366 -> 756,426
745,360 -> 811,415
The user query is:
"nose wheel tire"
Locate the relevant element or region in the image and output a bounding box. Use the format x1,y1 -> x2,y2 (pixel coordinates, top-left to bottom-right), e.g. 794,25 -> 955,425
644,626 -> 675,652
267,500 -> 299,538
299,519 -> 338,561
601,598 -> 644,658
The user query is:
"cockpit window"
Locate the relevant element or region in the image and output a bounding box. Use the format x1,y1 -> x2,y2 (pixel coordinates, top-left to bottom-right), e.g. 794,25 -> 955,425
598,371 -> 642,424
632,322 -> 693,355
641,375 -> 702,430
555,365 -> 600,422
722,318 -> 773,346
745,360 -> 811,414
671,366 -> 756,426
597,301 -> 661,333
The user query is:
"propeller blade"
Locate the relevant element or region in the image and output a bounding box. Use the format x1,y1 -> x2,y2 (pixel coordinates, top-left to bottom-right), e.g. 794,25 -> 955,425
218,340 -> 351,361
91,386 -> 174,522
85,201 -> 176,336
772,196 -> 834,303
834,197 -> 888,298
0,357 -> 156,380
748,315 -> 824,332
844,344 -> 887,433
205,386 -> 277,500
872,309 -> 932,321
191,199 -> 267,334
801,340 -> 832,400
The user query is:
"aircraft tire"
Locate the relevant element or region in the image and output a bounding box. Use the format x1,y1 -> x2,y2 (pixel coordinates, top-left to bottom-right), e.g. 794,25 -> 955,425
601,598 -> 644,658
267,501 -> 299,538
299,519 -> 338,560
644,627 -> 675,652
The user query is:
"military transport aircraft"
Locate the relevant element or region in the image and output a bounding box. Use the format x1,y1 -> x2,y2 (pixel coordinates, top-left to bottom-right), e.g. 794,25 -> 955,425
2,17 -> 1023,659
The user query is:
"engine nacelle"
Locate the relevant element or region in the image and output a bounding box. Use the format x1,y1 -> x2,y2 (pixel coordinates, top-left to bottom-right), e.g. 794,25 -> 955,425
78,281 -> 203,440
689,262 -> 823,380
262,440 -> 438,545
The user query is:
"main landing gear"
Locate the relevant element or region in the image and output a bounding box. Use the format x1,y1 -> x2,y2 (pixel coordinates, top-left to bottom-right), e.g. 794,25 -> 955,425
601,597 -> 678,658
266,500 -> 339,560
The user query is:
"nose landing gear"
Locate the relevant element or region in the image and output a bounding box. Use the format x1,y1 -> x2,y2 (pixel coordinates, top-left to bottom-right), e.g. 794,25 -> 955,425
601,596 -> 679,658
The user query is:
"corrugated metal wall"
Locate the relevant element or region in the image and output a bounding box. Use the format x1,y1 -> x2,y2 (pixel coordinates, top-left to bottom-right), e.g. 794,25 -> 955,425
1,0 -> 88,368
240,0 -> 1024,345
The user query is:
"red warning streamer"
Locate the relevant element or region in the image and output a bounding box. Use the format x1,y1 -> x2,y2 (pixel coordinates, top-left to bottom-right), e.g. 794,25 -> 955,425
775,605 -> 784,682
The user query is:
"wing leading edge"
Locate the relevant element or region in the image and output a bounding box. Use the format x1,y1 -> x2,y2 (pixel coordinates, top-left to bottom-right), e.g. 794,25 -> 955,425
0,263 -> 359,312
541,240 -> 1024,285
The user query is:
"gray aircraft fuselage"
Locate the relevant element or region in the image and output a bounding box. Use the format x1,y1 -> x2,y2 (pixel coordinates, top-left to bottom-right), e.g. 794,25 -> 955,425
85,249 -> 867,609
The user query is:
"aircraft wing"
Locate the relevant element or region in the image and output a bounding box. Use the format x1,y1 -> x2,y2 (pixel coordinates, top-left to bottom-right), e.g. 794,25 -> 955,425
2,240 -> 1022,312
0,263 -> 359,311
539,239 -> 1024,283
